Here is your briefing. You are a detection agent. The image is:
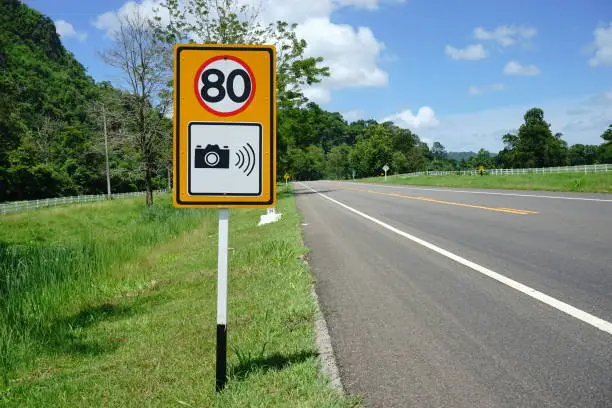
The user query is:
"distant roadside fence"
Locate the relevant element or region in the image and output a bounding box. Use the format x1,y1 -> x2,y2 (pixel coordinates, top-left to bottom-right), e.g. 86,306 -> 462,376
1,190 -> 169,215
398,163 -> 612,178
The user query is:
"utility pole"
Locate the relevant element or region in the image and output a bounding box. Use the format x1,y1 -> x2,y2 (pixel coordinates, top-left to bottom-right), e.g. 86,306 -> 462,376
102,104 -> 112,199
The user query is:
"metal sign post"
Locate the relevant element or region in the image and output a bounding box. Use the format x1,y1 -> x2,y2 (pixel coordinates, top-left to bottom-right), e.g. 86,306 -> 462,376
173,44 -> 277,392
383,164 -> 390,181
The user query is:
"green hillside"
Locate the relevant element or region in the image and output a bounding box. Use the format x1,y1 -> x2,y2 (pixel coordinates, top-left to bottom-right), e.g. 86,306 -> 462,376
0,0 -> 169,202
0,0 -> 98,200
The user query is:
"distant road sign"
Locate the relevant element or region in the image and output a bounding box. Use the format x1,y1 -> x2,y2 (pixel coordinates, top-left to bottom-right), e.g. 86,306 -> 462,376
173,44 -> 276,208
382,164 -> 389,172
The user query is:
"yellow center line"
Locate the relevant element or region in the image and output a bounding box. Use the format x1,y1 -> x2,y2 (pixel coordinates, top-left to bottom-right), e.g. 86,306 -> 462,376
342,186 -> 538,215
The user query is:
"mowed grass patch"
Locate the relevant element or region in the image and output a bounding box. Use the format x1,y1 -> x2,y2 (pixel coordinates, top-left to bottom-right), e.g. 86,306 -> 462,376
1,187 -> 359,407
361,172 -> 612,193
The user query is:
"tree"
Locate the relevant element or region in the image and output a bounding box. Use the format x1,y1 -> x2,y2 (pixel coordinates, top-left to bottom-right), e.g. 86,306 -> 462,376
431,142 -> 447,160
0,0 -> 108,201
391,151 -> 409,174
470,148 -> 495,168
285,145 -> 325,180
87,83 -> 129,198
327,144 -> 351,179
154,0 -> 329,109
599,124 -> 612,163
567,144 -> 599,165
101,11 -> 168,206
601,124 -> 612,143
498,108 -> 567,168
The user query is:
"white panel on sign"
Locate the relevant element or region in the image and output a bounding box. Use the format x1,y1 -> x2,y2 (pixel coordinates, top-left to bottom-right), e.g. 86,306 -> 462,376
188,122 -> 262,195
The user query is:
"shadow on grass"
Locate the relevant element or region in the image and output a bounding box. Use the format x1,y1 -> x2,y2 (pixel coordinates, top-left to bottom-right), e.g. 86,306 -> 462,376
231,350 -> 317,381
45,294 -> 164,356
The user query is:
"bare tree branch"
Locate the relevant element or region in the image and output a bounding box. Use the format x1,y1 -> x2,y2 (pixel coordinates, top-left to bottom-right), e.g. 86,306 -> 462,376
100,10 -> 168,205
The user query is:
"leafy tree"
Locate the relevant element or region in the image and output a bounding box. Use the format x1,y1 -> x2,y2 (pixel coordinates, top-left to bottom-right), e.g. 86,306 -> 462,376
601,124 -> 612,143
391,151 -> 409,174
469,148 -> 495,168
327,144 -> 351,179
347,124 -> 395,177
285,145 -> 325,180
431,141 -> 447,160
497,108 -> 567,168
567,144 -> 599,165
599,124 -> 612,164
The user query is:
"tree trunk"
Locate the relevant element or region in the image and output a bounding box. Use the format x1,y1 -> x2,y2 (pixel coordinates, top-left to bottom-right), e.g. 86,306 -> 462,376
145,166 -> 153,206
167,166 -> 171,190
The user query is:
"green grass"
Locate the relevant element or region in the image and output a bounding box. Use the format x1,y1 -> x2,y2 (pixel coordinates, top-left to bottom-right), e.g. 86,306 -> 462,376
360,172 -> 612,193
0,190 -> 359,407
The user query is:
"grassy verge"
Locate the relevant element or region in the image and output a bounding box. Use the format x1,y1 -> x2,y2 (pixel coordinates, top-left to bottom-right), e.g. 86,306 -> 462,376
359,172 -> 612,193
0,188 -> 358,407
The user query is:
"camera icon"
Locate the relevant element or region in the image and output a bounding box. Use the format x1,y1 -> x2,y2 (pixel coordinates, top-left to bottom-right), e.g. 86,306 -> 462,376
195,144 -> 230,169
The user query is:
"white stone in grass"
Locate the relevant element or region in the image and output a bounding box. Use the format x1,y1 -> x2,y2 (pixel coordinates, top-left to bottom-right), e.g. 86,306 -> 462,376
258,207 -> 282,226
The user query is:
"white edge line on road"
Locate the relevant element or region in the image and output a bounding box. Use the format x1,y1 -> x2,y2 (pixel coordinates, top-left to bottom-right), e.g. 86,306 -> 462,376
344,181 -> 612,202
298,182 -> 612,336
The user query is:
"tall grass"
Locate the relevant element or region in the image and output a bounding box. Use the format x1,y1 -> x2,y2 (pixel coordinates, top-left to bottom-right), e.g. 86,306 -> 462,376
0,195 -> 212,382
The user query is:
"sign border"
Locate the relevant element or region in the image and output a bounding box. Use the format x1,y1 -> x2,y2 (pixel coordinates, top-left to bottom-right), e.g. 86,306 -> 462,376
187,121 -> 262,196
175,45 -> 275,207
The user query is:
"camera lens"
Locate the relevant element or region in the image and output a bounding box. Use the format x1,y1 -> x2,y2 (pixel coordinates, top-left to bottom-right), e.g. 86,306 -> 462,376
204,151 -> 220,166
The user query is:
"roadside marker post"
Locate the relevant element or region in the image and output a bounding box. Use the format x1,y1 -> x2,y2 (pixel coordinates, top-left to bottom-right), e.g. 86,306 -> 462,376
173,44 -> 276,392
216,208 -> 229,391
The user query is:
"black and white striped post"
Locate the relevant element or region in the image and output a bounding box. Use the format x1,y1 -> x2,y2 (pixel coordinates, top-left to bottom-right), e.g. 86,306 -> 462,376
216,208 -> 229,392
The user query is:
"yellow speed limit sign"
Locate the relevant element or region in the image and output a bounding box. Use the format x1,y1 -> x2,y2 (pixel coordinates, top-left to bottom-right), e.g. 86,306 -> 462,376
173,44 -> 276,208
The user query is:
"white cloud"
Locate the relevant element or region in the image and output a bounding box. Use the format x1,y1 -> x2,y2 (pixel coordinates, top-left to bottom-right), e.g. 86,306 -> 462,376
303,86 -> 332,104
409,91 -> 612,152
334,0 -> 406,10
94,0 -> 392,104
55,20 -> 87,41
445,44 -> 486,60
93,0 -> 167,37
383,106 -> 439,130
503,60 -> 541,76
473,25 -> 537,47
588,23 -> 612,67
342,109 -> 366,122
262,0 -> 334,23
296,18 -> 388,91
468,83 -> 505,95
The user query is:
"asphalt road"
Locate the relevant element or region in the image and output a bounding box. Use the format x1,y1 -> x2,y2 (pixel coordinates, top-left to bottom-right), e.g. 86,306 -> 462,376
294,180 -> 612,408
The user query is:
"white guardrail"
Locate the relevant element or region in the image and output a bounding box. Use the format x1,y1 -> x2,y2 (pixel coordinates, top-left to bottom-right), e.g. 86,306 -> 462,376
397,163 -> 612,178
0,190 -> 169,215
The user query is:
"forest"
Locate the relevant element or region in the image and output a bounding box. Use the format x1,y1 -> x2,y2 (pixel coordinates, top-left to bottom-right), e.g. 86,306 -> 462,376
1,0 -> 611,202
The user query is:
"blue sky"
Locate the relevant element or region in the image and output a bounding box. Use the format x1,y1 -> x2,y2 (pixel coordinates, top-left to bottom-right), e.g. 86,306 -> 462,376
25,0 -> 612,152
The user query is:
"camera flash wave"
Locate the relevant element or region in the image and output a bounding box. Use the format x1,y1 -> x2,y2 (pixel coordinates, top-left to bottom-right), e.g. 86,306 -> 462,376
234,142 -> 256,176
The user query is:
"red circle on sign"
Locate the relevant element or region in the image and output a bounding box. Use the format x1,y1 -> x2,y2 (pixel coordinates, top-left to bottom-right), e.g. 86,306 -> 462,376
193,55 -> 256,117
